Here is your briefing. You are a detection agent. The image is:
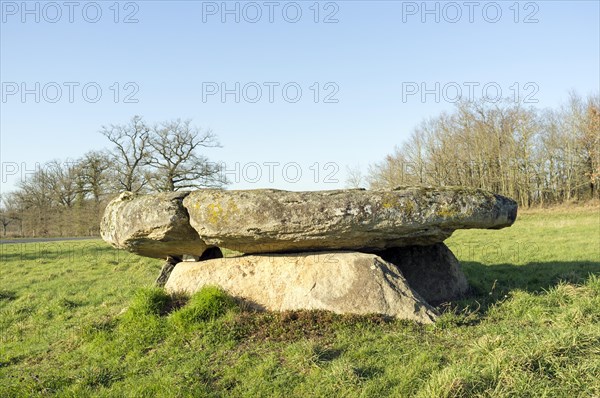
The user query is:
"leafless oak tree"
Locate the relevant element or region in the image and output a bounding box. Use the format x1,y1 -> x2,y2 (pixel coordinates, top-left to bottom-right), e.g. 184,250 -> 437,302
100,115 -> 151,193
146,119 -> 226,191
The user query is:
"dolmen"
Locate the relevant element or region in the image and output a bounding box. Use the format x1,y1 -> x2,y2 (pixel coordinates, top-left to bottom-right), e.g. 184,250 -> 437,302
100,187 -> 518,323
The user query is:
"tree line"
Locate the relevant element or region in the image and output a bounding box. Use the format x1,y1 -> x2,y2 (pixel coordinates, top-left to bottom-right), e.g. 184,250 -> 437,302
0,117 -> 226,237
357,92 -> 599,208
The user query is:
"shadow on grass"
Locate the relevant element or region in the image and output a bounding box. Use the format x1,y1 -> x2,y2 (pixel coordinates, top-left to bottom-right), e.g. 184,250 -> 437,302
463,260 -> 600,294
447,260 -> 600,318
0,290 -> 18,302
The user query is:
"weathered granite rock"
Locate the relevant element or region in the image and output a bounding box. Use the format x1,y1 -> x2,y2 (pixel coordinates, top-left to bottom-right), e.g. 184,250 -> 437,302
183,187 -> 517,254
375,243 -> 469,304
165,251 -> 438,323
100,191 -> 208,259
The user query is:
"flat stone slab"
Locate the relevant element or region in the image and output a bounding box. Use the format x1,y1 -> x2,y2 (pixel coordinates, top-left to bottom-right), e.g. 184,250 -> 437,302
184,187 -> 517,254
100,192 -> 207,259
165,251 -> 438,323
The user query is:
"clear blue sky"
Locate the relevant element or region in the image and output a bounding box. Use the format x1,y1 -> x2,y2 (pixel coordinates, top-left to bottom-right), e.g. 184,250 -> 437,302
1,0 -> 599,193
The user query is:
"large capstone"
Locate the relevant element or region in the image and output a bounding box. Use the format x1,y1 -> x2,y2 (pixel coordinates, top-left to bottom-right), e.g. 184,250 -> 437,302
100,191 -> 208,259
165,251 -> 438,323
183,187 -> 517,254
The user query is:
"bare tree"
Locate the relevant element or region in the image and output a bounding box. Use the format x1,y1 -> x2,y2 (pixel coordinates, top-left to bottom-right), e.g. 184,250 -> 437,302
577,95 -> 600,199
79,151 -> 112,202
4,193 -> 24,236
44,160 -> 80,208
16,166 -> 54,236
0,197 -> 11,236
100,115 -> 151,193
345,165 -> 365,188
146,119 -> 227,191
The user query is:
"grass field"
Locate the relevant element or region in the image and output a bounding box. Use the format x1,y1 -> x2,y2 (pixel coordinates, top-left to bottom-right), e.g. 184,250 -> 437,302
1,207 -> 599,397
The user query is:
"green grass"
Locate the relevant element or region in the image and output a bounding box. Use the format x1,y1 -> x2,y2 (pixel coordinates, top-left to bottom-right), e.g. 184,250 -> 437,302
0,208 -> 599,397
